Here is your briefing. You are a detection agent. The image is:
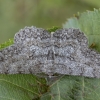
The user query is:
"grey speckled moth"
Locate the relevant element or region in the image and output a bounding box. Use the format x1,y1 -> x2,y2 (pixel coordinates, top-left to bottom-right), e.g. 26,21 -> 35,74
0,26 -> 100,78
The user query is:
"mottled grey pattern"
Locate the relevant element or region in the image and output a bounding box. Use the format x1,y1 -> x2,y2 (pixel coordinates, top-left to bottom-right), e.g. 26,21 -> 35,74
0,26 -> 100,78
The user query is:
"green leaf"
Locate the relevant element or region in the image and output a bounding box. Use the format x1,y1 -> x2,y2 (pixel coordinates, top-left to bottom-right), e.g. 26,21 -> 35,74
63,8 -> 100,52
0,39 -> 13,50
0,74 -> 47,100
41,76 -> 100,100
47,26 -> 61,32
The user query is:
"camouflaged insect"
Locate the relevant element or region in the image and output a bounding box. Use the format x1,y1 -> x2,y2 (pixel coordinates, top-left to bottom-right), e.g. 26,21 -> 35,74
0,26 -> 100,78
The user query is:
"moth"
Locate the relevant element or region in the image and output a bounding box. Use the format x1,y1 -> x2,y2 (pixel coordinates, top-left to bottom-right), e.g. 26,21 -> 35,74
0,26 -> 100,78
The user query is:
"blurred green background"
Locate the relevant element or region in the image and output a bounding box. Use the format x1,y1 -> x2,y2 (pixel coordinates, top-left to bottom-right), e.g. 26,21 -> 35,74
0,0 -> 99,43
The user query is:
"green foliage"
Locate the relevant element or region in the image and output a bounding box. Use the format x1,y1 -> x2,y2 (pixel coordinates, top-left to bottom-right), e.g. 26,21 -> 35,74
0,39 -> 13,50
1,75 -> 100,100
0,74 -> 47,100
47,26 -> 61,32
63,8 -> 100,52
41,76 -> 100,100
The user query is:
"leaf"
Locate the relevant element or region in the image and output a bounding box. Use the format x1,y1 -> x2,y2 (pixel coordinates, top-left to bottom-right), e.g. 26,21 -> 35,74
0,74 -> 47,100
63,8 -> 100,52
0,39 -> 13,50
41,75 -> 100,100
47,26 -> 61,32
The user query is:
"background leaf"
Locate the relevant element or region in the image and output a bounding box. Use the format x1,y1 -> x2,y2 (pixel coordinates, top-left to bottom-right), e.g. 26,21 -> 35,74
41,76 -> 100,100
0,74 -> 47,100
63,9 -> 100,52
